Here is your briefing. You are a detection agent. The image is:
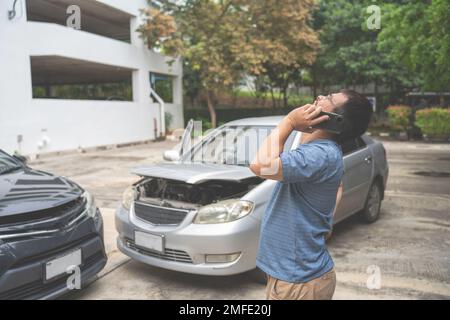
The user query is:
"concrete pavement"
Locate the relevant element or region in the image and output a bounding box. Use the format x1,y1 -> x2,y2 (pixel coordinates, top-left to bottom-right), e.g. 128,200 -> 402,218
31,139 -> 450,300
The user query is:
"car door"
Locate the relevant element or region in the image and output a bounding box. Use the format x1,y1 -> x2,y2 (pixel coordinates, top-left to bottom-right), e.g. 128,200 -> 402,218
334,137 -> 374,222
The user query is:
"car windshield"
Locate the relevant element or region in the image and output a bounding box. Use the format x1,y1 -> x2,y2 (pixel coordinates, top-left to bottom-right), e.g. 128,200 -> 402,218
0,150 -> 23,175
181,125 -> 296,166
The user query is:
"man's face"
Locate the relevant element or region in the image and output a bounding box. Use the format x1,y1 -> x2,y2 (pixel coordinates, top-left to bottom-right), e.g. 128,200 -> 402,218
314,92 -> 348,113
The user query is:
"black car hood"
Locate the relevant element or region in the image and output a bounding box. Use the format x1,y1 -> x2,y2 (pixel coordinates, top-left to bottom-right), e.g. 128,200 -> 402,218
0,168 -> 83,217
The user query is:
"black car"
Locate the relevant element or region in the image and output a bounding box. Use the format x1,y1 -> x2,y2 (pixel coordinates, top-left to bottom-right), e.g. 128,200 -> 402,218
0,150 -> 107,299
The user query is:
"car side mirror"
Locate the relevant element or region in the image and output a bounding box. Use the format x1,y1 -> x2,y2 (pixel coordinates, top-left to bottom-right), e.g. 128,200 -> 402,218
13,154 -> 28,164
163,150 -> 180,162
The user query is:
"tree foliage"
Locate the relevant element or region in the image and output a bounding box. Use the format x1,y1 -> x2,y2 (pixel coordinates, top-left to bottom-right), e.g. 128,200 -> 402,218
311,0 -> 416,100
245,0 -> 319,108
138,0 -> 319,126
378,0 -> 450,92
312,0 -> 450,103
138,0 -> 450,124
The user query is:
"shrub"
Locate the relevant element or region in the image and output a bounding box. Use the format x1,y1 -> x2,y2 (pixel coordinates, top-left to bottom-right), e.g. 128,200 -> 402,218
386,105 -> 412,131
415,108 -> 450,137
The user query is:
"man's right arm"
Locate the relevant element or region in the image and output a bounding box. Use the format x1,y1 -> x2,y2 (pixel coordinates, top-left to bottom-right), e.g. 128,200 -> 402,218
249,104 -> 328,181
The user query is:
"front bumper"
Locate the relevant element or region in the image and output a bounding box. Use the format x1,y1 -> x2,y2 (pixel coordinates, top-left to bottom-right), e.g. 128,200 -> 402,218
115,205 -> 260,276
0,209 -> 107,300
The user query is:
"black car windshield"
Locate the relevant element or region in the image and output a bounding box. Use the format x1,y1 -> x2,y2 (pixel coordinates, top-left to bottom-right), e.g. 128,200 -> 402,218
0,150 -> 23,174
181,125 -> 296,166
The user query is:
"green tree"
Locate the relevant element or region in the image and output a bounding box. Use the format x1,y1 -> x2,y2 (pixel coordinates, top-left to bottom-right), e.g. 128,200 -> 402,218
138,0 -> 320,125
378,0 -> 450,98
244,0 -> 320,108
311,0 -> 415,106
138,1 -> 264,128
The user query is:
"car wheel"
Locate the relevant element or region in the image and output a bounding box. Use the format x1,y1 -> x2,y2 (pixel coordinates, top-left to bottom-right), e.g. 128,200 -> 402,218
249,267 -> 267,285
360,182 -> 382,223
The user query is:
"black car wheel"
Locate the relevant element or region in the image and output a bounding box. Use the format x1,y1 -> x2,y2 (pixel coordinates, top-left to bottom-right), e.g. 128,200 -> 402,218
360,182 -> 382,223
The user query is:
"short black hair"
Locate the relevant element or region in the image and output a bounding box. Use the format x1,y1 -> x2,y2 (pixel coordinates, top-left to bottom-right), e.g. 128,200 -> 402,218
334,89 -> 373,142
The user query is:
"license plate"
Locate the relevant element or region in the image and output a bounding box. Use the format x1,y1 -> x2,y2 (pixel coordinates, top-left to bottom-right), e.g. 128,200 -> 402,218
45,249 -> 82,281
135,231 -> 164,253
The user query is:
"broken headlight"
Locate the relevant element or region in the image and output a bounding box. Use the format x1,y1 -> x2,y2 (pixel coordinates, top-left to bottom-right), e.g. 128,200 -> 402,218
122,186 -> 136,211
193,199 -> 254,224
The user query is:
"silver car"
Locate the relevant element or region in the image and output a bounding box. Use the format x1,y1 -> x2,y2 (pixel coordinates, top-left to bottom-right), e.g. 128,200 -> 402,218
115,116 -> 388,277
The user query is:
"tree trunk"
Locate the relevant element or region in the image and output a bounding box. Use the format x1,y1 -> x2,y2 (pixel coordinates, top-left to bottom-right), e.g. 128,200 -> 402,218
206,91 -> 217,128
270,87 -> 276,109
374,79 -> 378,114
282,85 -> 288,108
312,66 -> 318,98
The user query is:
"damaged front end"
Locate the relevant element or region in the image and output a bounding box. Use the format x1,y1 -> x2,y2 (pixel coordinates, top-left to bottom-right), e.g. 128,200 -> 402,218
138,177 -> 262,209
122,175 -> 263,225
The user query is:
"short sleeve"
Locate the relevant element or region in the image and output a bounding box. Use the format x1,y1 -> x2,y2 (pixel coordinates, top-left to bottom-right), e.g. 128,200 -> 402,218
280,144 -> 329,183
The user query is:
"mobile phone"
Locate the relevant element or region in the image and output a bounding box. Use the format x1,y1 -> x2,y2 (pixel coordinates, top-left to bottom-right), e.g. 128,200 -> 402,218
312,111 -> 344,134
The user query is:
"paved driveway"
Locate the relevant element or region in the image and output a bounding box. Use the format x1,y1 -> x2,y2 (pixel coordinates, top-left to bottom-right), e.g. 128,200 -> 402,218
31,140 -> 450,300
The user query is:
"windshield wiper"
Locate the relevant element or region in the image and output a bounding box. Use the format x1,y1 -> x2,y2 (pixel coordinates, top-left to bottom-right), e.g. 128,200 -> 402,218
0,165 -> 23,175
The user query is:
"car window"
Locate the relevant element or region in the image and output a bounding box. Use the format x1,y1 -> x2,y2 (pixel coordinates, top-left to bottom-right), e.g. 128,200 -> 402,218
0,150 -> 20,168
182,125 -> 291,166
0,150 -> 22,174
284,130 -> 297,151
356,137 -> 367,148
339,137 -> 366,155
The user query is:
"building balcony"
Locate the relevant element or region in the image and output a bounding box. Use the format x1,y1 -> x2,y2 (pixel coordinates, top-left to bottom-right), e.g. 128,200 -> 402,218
27,0 -> 132,43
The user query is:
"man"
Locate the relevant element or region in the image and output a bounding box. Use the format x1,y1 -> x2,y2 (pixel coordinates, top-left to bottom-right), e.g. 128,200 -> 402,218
250,89 -> 373,300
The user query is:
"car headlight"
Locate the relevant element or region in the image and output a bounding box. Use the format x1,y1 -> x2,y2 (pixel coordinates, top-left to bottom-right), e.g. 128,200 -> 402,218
122,186 -> 136,211
193,199 -> 254,224
82,191 -> 97,218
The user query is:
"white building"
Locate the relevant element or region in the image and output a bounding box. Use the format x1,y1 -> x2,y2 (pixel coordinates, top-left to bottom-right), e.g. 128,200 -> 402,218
0,0 -> 184,155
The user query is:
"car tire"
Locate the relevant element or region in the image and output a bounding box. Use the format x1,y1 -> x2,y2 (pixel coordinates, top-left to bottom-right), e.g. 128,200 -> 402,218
249,267 -> 267,285
360,181 -> 382,223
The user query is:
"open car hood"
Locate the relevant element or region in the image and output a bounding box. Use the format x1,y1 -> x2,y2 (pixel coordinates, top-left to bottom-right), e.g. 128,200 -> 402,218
131,162 -> 256,184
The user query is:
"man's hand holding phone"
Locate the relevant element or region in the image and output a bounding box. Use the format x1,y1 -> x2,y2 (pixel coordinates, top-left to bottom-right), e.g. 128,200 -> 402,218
286,104 -> 330,132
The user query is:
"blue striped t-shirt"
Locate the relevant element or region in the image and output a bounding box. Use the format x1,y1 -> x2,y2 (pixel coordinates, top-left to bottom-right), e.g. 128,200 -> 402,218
256,139 -> 343,283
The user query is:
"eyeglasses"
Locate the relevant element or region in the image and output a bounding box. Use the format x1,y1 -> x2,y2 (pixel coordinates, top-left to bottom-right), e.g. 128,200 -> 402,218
315,93 -> 337,108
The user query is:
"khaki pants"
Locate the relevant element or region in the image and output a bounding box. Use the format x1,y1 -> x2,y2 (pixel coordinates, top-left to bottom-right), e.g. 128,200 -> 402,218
266,269 -> 336,300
